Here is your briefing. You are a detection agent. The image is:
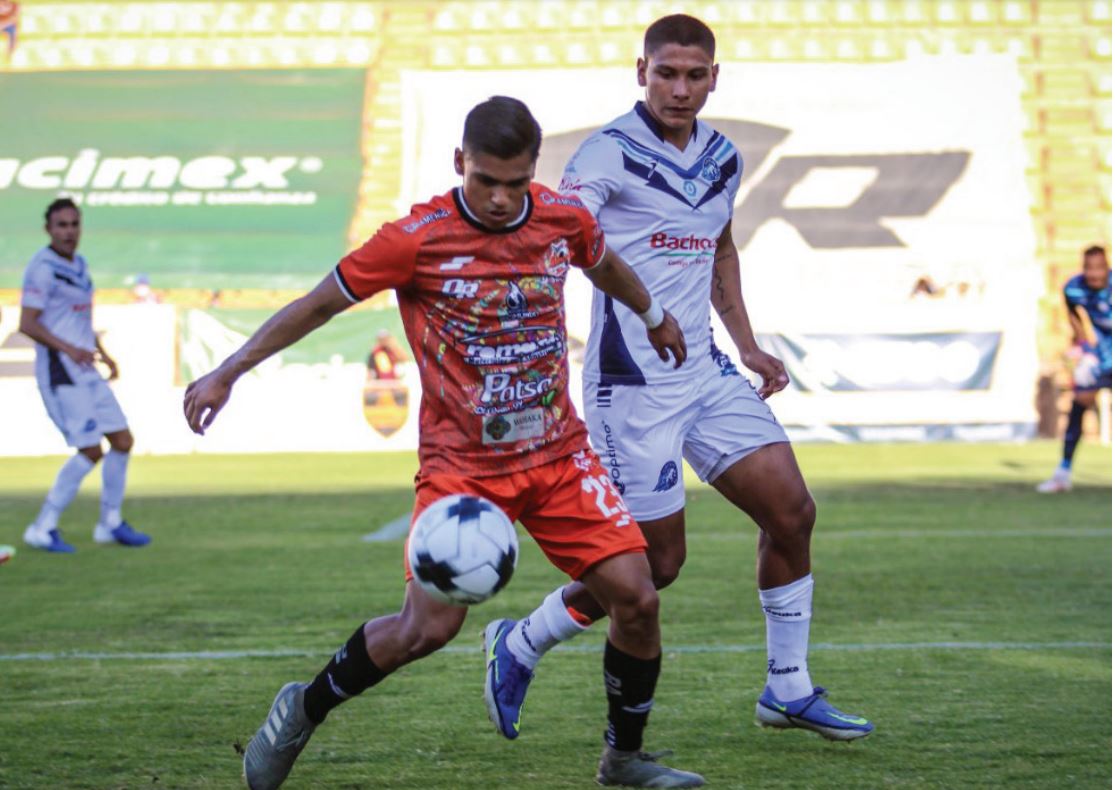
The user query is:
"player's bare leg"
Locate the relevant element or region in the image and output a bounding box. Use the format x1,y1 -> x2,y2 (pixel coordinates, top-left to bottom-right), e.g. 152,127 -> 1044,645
93,428 -> 150,546
713,442 -> 872,740
243,583 -> 466,790
548,512 -> 688,624
1038,389 -> 1098,493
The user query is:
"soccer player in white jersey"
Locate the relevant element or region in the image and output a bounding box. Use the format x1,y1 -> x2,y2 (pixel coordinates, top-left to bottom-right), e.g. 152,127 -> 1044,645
19,198 -> 150,553
484,15 -> 873,742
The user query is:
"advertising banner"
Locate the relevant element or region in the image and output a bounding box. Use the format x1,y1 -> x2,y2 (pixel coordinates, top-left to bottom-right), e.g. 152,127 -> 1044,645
0,69 -> 365,288
398,56 -> 1041,441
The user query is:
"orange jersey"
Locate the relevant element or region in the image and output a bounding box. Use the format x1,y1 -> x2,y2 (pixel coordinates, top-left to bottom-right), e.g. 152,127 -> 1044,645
335,184 -> 606,477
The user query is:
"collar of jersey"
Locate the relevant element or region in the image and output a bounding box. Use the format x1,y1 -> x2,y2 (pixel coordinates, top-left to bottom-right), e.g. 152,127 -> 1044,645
453,188 -> 533,235
634,101 -> 699,145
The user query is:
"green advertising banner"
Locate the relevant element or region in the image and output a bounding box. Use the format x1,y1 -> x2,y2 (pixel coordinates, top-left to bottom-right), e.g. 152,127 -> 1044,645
0,69 -> 365,288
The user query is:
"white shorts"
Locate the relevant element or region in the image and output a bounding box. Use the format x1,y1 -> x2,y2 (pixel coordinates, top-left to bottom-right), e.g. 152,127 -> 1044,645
584,367 -> 788,521
37,353 -> 128,448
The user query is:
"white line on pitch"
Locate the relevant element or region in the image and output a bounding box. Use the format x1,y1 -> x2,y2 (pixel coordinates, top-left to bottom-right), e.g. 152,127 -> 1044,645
702,528 -> 1111,541
0,640 -> 1107,663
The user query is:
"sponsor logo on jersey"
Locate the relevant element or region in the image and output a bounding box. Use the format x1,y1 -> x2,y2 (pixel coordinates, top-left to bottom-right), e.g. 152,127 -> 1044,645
538,190 -> 586,209
437,254 -> 474,270
709,342 -> 740,376
482,407 -> 545,444
650,233 -> 716,251
475,372 -> 555,415
504,281 -> 529,313
442,278 -> 479,299
404,209 -> 451,234
461,326 -> 564,366
653,461 -> 679,492
600,420 -> 626,495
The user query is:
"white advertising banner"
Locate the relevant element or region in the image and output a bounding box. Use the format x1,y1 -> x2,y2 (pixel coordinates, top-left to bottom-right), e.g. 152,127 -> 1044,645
400,55 -> 1040,441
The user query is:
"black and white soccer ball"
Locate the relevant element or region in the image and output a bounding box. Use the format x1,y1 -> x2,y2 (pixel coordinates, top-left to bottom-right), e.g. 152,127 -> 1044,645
408,494 -> 518,606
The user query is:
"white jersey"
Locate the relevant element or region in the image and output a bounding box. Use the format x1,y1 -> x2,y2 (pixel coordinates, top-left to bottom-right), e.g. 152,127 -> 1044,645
560,102 -> 744,385
21,245 -> 100,386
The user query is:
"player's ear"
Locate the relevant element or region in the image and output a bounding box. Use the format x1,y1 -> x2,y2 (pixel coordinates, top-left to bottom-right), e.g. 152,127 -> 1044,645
636,57 -> 648,87
453,148 -> 465,177
710,63 -> 719,92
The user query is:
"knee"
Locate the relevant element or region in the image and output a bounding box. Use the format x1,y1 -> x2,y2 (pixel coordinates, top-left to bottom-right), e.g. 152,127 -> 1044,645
611,584 -> 660,633
649,550 -> 685,590
79,446 -> 103,464
767,494 -> 816,543
109,432 -> 134,453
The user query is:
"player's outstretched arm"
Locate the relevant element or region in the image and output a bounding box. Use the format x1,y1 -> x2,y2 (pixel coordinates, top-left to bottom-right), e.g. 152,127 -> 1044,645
583,247 -> 686,368
183,273 -> 353,434
711,222 -> 788,399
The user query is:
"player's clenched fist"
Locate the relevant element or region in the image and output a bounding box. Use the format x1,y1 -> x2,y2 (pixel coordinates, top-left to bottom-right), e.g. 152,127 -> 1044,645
647,311 -> 686,369
183,371 -> 233,435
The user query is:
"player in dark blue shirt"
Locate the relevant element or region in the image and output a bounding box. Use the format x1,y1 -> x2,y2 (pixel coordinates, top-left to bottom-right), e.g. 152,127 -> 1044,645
1038,245 -> 1111,493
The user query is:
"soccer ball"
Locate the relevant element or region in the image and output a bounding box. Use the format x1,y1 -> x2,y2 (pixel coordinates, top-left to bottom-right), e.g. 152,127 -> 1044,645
408,494 -> 518,605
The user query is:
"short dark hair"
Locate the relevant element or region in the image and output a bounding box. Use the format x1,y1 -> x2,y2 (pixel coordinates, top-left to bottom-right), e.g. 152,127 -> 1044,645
45,197 -> 79,224
462,96 -> 542,161
1083,245 -> 1107,259
644,14 -> 716,59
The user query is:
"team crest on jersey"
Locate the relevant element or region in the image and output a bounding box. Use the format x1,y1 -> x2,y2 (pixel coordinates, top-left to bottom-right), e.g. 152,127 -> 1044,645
653,461 -> 679,492
544,238 -> 571,278
700,157 -> 721,182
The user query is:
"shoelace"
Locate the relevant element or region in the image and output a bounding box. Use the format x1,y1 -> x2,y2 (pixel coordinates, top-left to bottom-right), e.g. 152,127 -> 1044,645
634,749 -> 674,763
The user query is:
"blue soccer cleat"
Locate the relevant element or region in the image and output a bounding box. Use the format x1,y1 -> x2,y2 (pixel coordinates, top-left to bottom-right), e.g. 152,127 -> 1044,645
483,619 -> 534,740
23,525 -> 76,554
756,685 -> 873,741
93,521 -> 151,547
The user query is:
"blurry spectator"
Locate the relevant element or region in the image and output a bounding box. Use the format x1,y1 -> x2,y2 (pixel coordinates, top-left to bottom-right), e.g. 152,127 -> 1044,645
131,273 -> 159,304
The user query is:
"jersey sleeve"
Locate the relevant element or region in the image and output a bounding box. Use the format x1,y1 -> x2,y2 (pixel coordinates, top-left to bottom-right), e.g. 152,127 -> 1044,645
558,135 -> 622,217
334,221 -> 421,303
20,259 -> 52,310
569,206 -> 607,270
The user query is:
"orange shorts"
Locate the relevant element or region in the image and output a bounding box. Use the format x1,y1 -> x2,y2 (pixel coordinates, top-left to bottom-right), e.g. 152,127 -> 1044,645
405,449 -> 647,581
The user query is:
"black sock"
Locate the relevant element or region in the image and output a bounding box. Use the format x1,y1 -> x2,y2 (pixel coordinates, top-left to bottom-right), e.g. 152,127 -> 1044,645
302,625 -> 388,724
1063,401 -> 1086,466
603,640 -> 660,753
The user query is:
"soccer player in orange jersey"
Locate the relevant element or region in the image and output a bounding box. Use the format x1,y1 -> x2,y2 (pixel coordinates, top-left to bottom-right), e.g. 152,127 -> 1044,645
183,97 -> 704,789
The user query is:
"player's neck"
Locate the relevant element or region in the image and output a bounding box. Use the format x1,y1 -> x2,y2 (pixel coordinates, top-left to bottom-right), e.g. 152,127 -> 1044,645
638,101 -> 695,152
49,244 -> 76,262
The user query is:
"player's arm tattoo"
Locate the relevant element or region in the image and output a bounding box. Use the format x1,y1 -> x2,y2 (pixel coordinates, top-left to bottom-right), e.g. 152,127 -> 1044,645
713,251 -> 736,317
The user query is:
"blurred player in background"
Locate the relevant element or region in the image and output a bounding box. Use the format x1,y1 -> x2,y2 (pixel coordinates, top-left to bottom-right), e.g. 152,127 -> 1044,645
484,14 -> 873,743
1037,245 -> 1112,493
19,198 -> 151,552
184,97 -> 706,789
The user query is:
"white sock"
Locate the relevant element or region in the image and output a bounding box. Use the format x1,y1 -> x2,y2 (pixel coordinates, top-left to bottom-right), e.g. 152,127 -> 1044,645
759,573 -> 815,701
36,453 -> 96,531
100,449 -> 130,528
506,586 -> 590,669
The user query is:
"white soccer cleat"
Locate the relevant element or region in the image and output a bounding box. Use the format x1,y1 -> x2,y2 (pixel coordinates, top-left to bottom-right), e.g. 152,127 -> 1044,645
1035,473 -> 1072,494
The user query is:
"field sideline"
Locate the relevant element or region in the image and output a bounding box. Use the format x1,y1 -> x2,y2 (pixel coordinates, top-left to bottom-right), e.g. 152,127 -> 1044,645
1,442 -> 1110,789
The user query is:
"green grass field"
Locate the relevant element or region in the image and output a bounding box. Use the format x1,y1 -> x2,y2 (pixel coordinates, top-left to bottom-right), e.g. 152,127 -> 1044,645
1,442 -> 1110,789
